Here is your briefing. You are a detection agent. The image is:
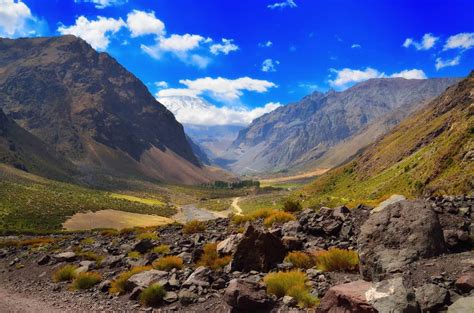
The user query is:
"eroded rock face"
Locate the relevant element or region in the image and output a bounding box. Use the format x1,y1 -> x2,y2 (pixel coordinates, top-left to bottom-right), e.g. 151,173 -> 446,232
230,224 -> 286,272
358,200 -> 446,281
224,279 -> 273,312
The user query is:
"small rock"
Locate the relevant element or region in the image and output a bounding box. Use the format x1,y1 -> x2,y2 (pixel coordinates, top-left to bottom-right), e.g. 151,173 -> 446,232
216,234 -> 242,256
163,291 -> 178,303
125,270 -> 168,291
415,283 -> 449,312
455,272 -> 474,293
224,279 -> 273,312
282,295 -> 297,306
98,280 -> 111,292
37,254 -> 51,265
129,286 -> 143,300
183,266 -> 211,287
53,252 -> 76,262
132,239 -> 154,254
178,289 -> 198,305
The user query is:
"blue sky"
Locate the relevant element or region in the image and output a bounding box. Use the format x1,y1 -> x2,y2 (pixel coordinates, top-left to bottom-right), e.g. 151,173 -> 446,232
1,0 -> 473,125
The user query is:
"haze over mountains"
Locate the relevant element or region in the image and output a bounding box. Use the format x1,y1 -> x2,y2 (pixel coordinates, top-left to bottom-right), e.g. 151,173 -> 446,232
0,35 -> 229,185
226,77 -> 459,174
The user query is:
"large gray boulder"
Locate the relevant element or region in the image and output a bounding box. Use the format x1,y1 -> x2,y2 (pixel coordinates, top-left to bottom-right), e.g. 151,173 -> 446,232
230,224 -> 286,272
366,277 -> 419,312
358,200 -> 446,281
125,269 -> 168,292
448,296 -> 474,313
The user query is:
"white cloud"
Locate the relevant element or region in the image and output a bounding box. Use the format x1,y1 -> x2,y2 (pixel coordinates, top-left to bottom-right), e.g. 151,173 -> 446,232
57,16 -> 125,50
75,0 -> 126,9
390,69 -> 426,79
159,95 -> 281,126
351,43 -> 361,49
210,38 -> 239,55
261,59 -> 279,72
157,77 -> 277,101
435,56 -> 461,70
329,67 -> 383,88
126,10 -> 165,37
259,41 -> 273,48
403,33 -> 438,50
0,0 -> 46,37
154,81 -> 168,88
267,0 -> 297,9
443,32 -> 474,50
329,67 -> 427,88
159,34 -> 204,52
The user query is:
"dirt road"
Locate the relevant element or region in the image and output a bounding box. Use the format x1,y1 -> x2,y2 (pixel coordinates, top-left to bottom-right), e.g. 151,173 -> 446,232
0,287 -> 61,313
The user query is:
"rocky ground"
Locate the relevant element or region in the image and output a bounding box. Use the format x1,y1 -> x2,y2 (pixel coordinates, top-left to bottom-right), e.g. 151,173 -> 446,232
0,195 -> 473,312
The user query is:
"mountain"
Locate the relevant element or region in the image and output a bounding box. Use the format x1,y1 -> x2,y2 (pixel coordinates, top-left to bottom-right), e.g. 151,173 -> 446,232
298,71 -> 474,207
0,35 -> 227,184
228,77 -> 460,174
159,95 -> 244,165
0,109 -> 77,181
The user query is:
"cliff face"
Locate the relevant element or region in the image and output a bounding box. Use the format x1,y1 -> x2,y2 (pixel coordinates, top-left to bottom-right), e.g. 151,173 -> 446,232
229,77 -> 459,174
0,35 -> 223,184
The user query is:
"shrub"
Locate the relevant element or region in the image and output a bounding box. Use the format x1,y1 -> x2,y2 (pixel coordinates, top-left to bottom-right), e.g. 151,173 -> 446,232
282,200 -> 303,212
197,243 -> 232,270
183,220 -> 206,234
231,208 -> 277,225
231,214 -> 253,225
136,232 -> 158,241
313,248 -> 359,272
284,251 -> 315,269
263,270 -> 318,308
139,283 -> 166,307
80,238 -> 95,245
53,265 -> 78,282
263,211 -> 296,227
110,266 -> 152,295
152,256 -> 183,271
78,250 -> 104,264
127,251 -> 142,259
71,272 -> 102,290
152,244 -> 170,255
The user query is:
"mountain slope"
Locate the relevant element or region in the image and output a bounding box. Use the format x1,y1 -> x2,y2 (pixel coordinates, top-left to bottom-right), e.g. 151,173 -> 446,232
0,35 -> 225,184
298,71 -> 474,207
0,109 -> 77,181
229,77 -> 459,174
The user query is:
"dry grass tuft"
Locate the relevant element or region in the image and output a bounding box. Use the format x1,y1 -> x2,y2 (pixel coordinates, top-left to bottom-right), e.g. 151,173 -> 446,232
284,251 -> 315,269
263,270 -> 318,308
52,265 -> 78,282
71,272 -> 102,290
313,248 -> 359,272
152,244 -> 170,255
136,232 -> 158,241
263,211 -> 296,227
152,256 -> 184,271
231,208 -> 277,225
139,283 -> 166,307
0,237 -> 58,248
183,220 -> 206,234
196,243 -> 231,270
127,251 -> 142,259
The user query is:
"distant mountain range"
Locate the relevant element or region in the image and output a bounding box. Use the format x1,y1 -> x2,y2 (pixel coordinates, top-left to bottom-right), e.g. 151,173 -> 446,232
0,36 -> 229,185
299,70 -> 474,207
226,77 -> 460,174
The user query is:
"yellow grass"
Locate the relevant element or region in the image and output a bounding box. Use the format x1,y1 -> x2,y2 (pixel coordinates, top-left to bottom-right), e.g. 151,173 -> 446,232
71,272 -> 102,290
110,193 -> 165,206
263,211 -> 296,227
182,220 -> 206,234
196,243 -> 232,270
313,248 -> 359,272
284,251 -> 315,269
110,266 -> 152,295
152,256 -> 184,271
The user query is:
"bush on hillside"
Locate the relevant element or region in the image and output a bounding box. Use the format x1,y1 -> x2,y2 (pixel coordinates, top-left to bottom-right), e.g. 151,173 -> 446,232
183,220 -> 206,234
139,283 -> 166,307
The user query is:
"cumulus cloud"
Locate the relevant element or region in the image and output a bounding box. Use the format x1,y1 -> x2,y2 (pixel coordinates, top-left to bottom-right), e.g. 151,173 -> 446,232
154,81 -> 168,88
159,95 -> 281,126
351,43 -> 361,49
75,0 -> 126,9
267,0 -> 297,9
157,77 -> 277,101
329,67 -> 427,88
435,56 -> 461,70
126,10 -> 165,37
390,69 -> 426,79
403,33 -> 438,50
329,67 -> 383,88
210,38 -> 239,55
443,32 -> 474,50
0,0 -> 46,37
57,16 -> 125,50
259,41 -> 273,48
261,59 -> 279,72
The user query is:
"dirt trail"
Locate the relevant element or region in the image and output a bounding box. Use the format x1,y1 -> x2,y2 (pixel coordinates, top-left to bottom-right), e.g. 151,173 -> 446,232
0,287 -> 61,313
231,197 -> 243,216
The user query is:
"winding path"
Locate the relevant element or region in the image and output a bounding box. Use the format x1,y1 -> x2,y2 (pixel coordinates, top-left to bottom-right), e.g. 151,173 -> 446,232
231,197 -> 243,216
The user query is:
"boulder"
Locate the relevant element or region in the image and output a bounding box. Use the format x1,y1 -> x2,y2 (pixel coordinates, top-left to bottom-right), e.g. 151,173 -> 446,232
317,280 -> 376,313
415,283 -> 449,312
163,291 -> 178,303
132,239 -> 154,254
372,194 -> 406,213
217,234 -> 242,256
224,279 -> 273,312
37,254 -> 50,265
448,296 -> 474,313
455,272 -> 474,293
332,206 -> 351,220
178,289 -> 198,305
98,279 -> 111,292
358,200 -> 446,281
366,277 -> 418,313
125,269 -> 168,292
282,236 -> 304,251
101,254 -> 124,268
53,251 -> 76,262
183,266 -> 211,287
231,224 -> 286,272
281,220 -> 302,235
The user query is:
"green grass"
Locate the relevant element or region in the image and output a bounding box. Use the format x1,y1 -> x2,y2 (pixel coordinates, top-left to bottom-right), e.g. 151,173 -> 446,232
110,193 -> 166,206
238,192 -> 288,214
139,284 -> 166,307
197,198 -> 233,211
0,170 -> 175,232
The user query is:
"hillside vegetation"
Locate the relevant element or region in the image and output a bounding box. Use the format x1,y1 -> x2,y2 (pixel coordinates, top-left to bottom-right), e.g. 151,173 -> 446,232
298,72 -> 474,207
